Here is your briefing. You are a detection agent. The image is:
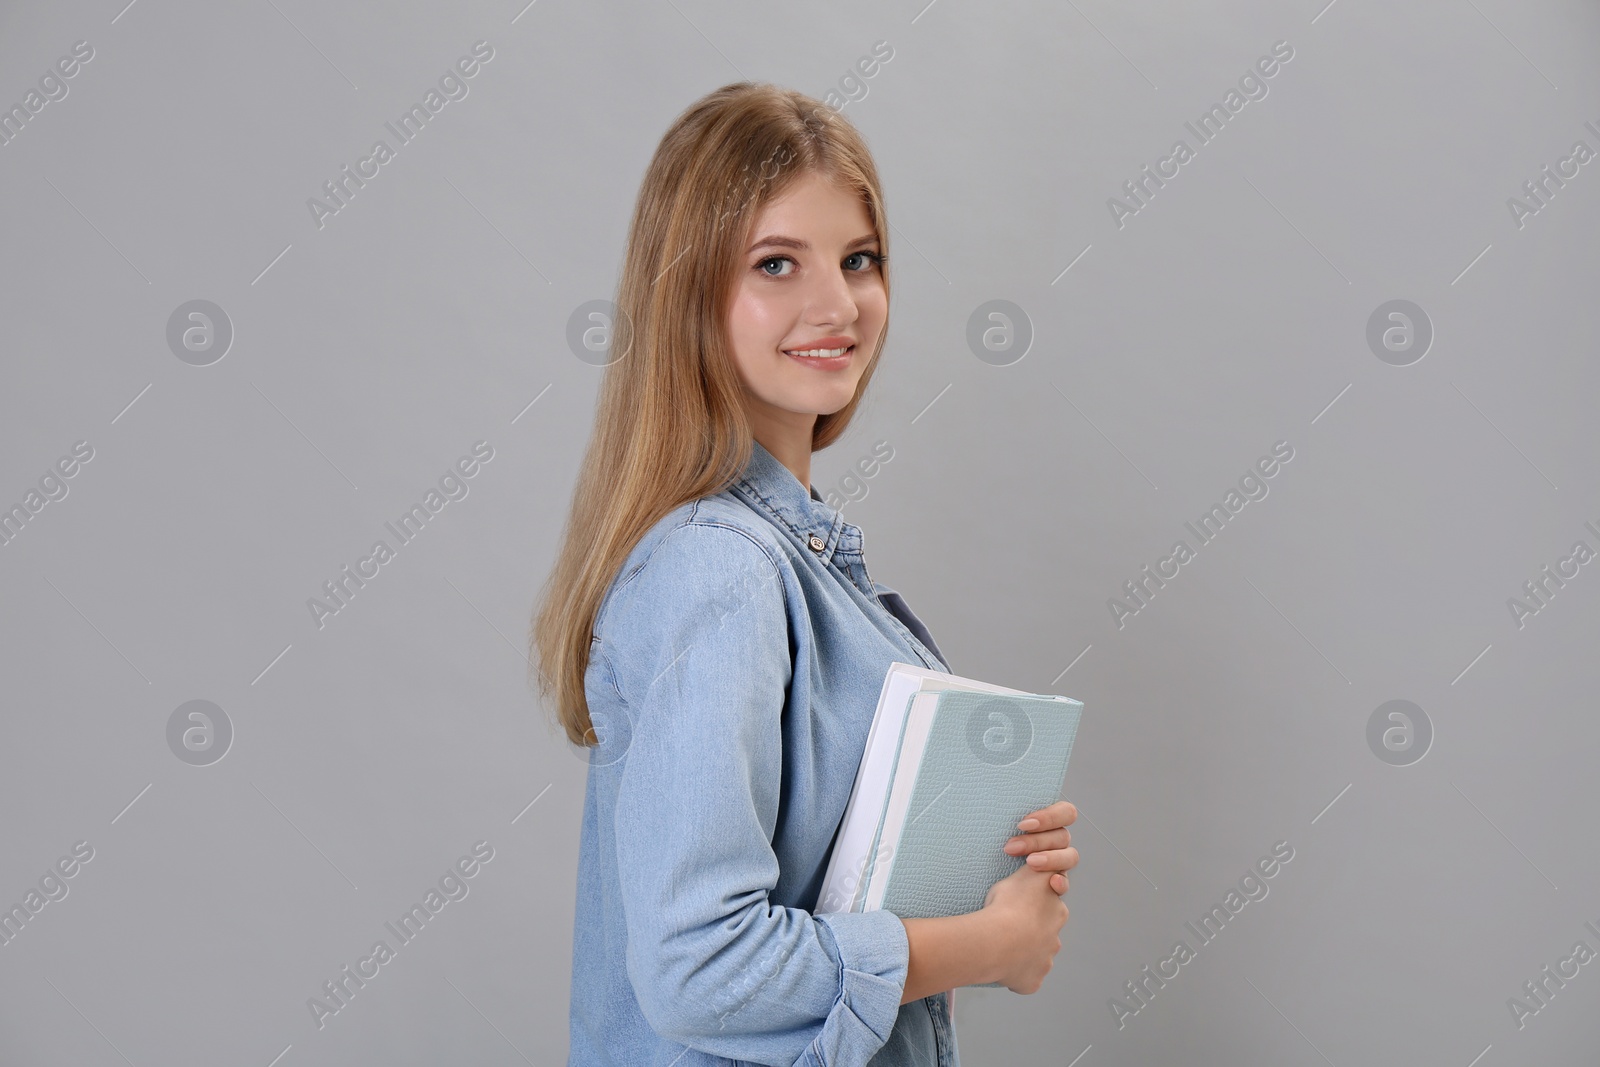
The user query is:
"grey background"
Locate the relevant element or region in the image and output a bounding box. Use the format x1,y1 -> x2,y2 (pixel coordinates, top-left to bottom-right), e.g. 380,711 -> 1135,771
2,0 -> 1596,1063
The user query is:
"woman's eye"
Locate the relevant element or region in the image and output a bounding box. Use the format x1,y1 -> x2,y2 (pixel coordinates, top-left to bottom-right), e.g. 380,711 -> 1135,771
755,252 -> 882,277
757,256 -> 794,277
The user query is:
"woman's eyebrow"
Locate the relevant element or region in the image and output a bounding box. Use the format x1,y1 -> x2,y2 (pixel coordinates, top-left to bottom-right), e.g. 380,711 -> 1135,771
746,233 -> 879,253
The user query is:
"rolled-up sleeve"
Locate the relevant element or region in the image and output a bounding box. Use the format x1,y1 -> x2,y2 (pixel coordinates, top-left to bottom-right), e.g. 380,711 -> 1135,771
597,520 -> 909,1066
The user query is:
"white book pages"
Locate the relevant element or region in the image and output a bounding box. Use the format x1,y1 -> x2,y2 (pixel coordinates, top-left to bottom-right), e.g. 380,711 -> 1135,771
862,691 -> 941,912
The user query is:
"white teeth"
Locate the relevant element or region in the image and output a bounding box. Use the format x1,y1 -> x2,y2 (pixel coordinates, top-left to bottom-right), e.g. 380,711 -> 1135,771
784,345 -> 852,358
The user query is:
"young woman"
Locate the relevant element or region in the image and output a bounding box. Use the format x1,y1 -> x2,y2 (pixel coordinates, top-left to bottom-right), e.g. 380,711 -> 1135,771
533,82 -> 1079,1067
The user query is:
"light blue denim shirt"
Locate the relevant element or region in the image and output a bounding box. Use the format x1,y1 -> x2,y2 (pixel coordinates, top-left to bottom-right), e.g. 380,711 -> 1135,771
568,438 -> 960,1067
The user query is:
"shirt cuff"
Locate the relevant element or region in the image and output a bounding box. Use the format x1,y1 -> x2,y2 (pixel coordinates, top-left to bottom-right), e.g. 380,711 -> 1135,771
805,909 -> 910,1063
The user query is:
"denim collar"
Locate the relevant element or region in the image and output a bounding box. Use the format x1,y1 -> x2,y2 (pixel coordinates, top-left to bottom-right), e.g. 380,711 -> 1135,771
729,438 -> 853,566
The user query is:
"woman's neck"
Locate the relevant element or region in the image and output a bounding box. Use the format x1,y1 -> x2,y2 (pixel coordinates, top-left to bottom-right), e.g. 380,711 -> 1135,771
752,426 -> 813,491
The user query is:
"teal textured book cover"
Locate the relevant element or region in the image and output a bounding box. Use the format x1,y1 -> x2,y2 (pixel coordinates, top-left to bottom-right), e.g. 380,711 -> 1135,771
870,689 -> 1082,984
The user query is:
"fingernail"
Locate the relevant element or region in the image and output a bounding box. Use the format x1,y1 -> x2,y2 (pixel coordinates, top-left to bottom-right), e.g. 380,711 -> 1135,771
1018,818 -> 1039,830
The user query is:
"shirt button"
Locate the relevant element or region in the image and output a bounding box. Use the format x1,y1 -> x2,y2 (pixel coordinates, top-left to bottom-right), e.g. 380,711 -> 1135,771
808,534 -> 826,552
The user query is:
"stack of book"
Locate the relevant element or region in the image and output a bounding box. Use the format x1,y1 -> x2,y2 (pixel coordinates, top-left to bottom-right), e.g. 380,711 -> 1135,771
817,662 -> 1084,970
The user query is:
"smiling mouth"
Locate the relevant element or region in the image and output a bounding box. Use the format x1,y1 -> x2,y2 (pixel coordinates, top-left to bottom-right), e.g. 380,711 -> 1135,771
781,344 -> 855,359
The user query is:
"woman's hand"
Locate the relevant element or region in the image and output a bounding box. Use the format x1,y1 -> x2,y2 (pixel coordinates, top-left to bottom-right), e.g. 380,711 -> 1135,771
1003,800 -> 1078,895
979,863 -> 1069,994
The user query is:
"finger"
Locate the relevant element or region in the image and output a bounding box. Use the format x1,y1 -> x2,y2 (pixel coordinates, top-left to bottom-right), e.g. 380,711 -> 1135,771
1017,800 -> 1076,832
1024,846 -> 1079,873
1051,873 -> 1068,895
1018,809 -> 1074,842
1004,827 -> 1071,854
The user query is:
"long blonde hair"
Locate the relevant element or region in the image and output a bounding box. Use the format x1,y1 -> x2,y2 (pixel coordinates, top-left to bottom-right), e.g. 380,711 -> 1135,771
531,82 -> 892,747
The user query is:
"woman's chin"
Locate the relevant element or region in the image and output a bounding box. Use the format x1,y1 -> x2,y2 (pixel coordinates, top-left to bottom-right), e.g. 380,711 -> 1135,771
804,386 -> 861,417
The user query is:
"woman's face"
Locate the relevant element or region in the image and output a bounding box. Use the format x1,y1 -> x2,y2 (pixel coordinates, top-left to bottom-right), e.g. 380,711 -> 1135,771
725,169 -> 886,441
